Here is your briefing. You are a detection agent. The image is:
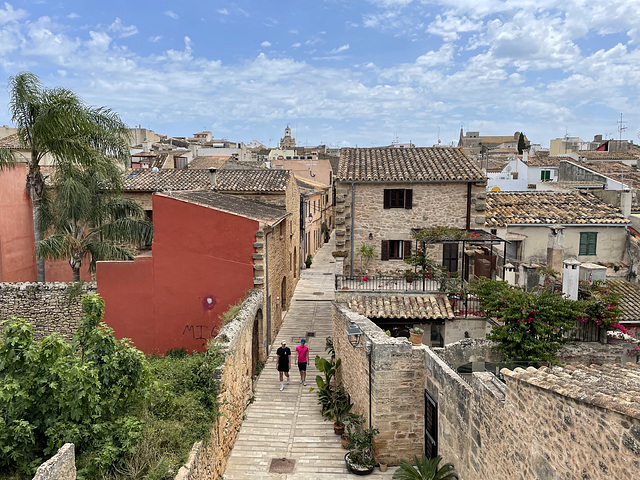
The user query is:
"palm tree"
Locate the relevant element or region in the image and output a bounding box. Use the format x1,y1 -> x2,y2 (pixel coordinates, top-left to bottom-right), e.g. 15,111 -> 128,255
392,454 -> 459,480
35,162 -> 152,282
0,72 -> 130,281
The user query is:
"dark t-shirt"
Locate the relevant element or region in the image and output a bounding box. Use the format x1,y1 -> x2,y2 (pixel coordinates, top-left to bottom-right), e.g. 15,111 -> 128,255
276,346 -> 291,371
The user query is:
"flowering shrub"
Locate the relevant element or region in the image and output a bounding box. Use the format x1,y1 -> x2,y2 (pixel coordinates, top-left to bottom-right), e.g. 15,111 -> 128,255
414,226 -> 479,243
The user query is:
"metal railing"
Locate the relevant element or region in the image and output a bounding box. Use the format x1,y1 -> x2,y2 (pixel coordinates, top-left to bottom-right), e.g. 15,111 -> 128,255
335,275 -> 484,318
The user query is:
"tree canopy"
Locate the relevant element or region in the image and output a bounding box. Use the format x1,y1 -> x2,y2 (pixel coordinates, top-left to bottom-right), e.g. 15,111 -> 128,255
0,72 -> 131,281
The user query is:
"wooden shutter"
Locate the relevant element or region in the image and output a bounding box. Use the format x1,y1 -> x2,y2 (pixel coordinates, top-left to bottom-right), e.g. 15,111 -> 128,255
404,189 -> 413,209
383,189 -> 391,209
381,240 -> 390,261
403,240 -> 412,259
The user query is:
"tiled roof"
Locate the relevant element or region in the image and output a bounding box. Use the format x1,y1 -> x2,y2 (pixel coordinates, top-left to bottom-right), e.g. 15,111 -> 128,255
578,151 -> 639,161
161,190 -> 288,226
480,135 -> 517,145
347,294 -> 454,320
337,147 -> 485,182
122,168 -> 290,193
502,363 -> 640,420
0,133 -> 25,149
486,191 -> 629,227
565,160 -> 640,186
608,280 -> 640,323
188,156 -> 232,169
525,154 -> 562,167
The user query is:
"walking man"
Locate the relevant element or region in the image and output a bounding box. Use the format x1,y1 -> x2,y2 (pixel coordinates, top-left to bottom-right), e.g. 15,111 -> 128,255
295,338 -> 309,386
276,340 -> 291,391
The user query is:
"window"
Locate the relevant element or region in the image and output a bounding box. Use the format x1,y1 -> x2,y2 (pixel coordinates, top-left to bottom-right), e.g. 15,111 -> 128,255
541,170 -> 551,181
381,240 -> 412,260
579,232 -> 597,256
506,240 -> 522,260
383,189 -> 413,209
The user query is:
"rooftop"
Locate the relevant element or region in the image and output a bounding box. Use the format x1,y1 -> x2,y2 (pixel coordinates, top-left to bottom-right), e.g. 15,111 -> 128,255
486,191 -> 629,227
502,363 -> 640,420
122,168 -> 290,193
608,279 -> 640,323
160,190 -> 288,226
563,159 -> 640,186
0,133 -> 25,149
337,147 -> 485,182
347,294 -> 454,320
525,154 -> 562,167
578,151 -> 639,161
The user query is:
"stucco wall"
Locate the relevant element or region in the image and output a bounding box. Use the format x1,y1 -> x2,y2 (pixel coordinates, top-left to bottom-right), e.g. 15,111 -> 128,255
0,282 -> 96,341
174,290 -> 263,480
0,164 -> 37,282
496,225 -> 628,265
335,181 -> 486,275
97,194 -> 257,354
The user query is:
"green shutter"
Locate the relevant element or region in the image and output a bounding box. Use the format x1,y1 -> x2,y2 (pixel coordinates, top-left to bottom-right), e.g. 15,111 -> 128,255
579,232 -> 597,255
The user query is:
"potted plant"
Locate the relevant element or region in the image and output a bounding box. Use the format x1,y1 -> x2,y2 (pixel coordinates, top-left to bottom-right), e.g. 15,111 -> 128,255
409,326 -> 424,346
305,254 -> 313,268
325,387 -> 353,435
344,416 -> 379,475
378,459 -> 388,472
392,454 -> 459,479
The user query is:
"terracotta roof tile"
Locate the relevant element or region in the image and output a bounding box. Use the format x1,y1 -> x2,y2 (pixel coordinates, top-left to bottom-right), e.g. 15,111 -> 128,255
525,154 -> 562,167
565,160 -> 640,186
347,294 -> 454,320
122,168 -> 290,193
578,151 -> 639,161
337,147 -> 484,182
0,133 -> 25,149
608,280 -> 640,323
161,190 -> 288,226
188,156 -> 232,169
486,191 -> 629,227
502,363 -> 640,420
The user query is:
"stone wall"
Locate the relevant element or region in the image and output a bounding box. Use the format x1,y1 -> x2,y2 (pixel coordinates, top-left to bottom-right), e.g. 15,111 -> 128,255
174,289 -> 263,480
0,282 -> 96,341
433,338 -> 504,369
33,443 -> 75,480
334,181 -> 486,275
332,303 -> 425,465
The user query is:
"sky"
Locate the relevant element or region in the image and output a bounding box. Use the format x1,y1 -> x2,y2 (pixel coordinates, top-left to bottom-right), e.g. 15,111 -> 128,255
0,1 -> 639,149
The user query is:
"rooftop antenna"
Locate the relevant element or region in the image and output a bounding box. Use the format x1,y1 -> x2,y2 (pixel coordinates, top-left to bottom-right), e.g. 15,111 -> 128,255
563,127 -> 570,153
437,126 -> 441,145
618,113 -> 627,141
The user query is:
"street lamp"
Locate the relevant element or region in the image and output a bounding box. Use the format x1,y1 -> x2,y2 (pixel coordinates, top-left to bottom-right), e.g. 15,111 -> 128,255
346,320 -> 364,349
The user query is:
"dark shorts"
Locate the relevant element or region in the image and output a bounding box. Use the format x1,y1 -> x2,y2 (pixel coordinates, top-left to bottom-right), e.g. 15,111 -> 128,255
298,362 -> 307,371
278,364 -> 289,373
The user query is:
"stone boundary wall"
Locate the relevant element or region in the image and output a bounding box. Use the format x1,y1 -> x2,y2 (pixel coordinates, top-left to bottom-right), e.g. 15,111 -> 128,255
332,303 -> 425,466
433,338 -> 504,369
175,289 -> 263,480
33,443 -> 76,480
0,282 -> 96,341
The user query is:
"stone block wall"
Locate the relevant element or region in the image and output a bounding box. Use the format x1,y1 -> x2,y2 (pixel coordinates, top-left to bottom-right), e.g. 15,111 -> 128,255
174,289 -> 263,480
33,443 -> 76,480
0,282 -> 96,341
332,303 -> 425,465
334,181 -> 486,275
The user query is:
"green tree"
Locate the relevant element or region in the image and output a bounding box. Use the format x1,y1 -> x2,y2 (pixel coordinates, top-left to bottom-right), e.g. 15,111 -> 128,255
36,162 -> 152,281
0,72 -> 130,282
517,132 -> 528,155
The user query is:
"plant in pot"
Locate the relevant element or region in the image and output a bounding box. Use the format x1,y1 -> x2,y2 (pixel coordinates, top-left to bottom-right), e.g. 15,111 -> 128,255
305,254 -> 313,268
313,355 -> 341,416
331,390 -> 354,435
409,326 -> 424,346
344,414 -> 379,475
392,454 -> 459,480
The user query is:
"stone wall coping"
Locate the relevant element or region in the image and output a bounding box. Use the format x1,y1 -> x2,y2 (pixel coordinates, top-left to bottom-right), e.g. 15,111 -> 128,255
214,289 -> 263,351
424,346 -> 473,393
0,282 -> 97,290
33,443 -> 76,480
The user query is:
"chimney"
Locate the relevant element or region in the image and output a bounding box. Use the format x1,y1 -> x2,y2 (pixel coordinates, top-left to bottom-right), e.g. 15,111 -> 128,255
621,191 -> 632,219
208,168 -> 217,189
547,225 -> 565,274
142,141 -> 151,153
562,258 -> 581,300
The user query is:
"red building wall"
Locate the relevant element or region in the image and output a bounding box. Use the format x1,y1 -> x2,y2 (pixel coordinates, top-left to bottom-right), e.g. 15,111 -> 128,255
0,164 -> 37,281
97,194 -> 257,354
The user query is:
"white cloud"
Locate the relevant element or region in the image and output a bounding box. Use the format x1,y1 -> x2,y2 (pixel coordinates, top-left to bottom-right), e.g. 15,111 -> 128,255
0,2 -> 27,25
426,14 -> 482,42
149,35 -> 162,43
291,42 -> 301,48
108,18 -> 138,38
217,8 -> 229,15
330,44 -> 349,54
164,11 -> 179,20
67,13 -> 79,20
261,41 -> 271,47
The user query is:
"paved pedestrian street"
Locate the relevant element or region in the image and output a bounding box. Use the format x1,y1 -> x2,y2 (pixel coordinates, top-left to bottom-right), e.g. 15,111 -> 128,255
223,235 -> 397,479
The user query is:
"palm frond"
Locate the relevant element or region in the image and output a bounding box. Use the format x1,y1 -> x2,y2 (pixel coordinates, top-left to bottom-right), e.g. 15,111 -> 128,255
0,148 -> 18,170
99,217 -> 153,245
86,242 -> 135,272
392,455 -> 459,480
36,234 -> 82,262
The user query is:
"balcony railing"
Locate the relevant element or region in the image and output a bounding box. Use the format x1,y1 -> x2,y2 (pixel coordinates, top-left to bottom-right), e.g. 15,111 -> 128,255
335,274 -> 483,318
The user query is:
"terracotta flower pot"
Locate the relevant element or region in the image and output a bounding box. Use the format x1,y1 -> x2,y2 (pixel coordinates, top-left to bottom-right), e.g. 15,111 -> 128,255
410,332 -> 424,346
341,433 -> 349,448
334,423 -> 345,435
379,461 -> 388,472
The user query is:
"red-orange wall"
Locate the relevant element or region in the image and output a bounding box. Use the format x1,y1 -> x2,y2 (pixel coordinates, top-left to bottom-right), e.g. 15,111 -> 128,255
0,165 -> 37,281
97,194 -> 258,354
45,258 -> 93,283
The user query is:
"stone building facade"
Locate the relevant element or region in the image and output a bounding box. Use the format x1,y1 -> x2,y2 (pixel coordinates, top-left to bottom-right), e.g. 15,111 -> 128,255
334,147 -> 487,276
0,282 -> 96,341
332,302 -> 640,478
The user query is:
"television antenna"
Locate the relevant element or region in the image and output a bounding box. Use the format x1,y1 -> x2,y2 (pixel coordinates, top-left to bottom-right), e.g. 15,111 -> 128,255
617,113 -> 627,141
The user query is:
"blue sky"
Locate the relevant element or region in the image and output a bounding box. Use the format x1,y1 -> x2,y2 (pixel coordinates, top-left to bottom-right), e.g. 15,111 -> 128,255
0,1 -> 639,148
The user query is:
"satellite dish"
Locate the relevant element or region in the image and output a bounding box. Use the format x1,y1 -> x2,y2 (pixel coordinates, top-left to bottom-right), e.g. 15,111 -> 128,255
152,167 -> 159,173
505,166 -> 512,172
